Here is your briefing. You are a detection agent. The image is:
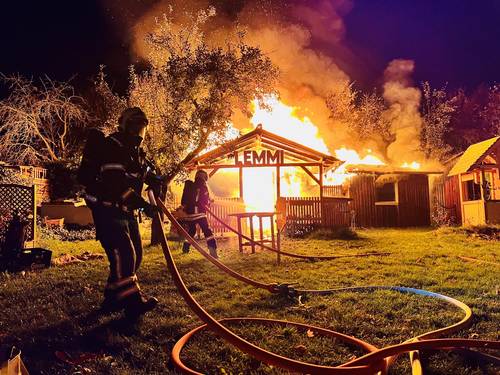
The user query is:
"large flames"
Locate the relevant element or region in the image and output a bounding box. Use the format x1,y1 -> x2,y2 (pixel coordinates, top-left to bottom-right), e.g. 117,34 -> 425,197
212,95 -> 422,215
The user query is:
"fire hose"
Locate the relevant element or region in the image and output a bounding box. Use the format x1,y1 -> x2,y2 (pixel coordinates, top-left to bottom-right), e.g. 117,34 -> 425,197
148,191 -> 500,374
205,207 -> 390,261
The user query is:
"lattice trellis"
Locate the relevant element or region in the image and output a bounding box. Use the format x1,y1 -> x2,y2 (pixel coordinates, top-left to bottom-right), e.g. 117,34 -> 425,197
0,184 -> 36,244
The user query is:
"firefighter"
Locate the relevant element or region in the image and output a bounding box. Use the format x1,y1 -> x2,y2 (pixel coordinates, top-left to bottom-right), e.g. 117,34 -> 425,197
180,170 -> 218,258
80,107 -> 160,320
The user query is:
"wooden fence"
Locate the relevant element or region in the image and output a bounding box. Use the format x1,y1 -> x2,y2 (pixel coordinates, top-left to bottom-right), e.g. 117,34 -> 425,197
207,197 -> 245,236
276,196 -> 351,231
2,165 -> 50,203
323,185 -> 348,198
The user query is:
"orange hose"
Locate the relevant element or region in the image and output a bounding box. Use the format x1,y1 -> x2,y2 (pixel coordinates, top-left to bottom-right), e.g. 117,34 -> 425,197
206,207 -> 390,261
150,192 -> 500,374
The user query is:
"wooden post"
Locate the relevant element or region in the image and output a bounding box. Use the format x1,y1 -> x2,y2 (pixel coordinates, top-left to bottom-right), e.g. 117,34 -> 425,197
319,163 -> 324,227
270,215 -> 276,250
239,166 -> 244,199
481,169 -> 488,223
249,215 -> 255,254
276,166 -> 281,200
276,216 -> 281,265
237,216 -> 243,253
259,216 -> 264,249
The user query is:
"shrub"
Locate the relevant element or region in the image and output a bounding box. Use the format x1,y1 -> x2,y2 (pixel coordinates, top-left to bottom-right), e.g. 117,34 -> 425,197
40,223 -> 95,242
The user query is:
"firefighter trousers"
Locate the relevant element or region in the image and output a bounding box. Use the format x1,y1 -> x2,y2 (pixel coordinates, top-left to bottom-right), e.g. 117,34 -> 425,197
181,216 -> 217,253
92,207 -> 143,308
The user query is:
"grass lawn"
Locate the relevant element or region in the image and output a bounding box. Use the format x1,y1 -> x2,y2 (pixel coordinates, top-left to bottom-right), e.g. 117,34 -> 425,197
0,226 -> 499,374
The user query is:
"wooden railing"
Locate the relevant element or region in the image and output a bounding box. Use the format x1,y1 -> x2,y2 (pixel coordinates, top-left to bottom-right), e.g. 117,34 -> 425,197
276,196 -> 351,230
323,185 -> 348,198
208,197 -> 245,236
20,166 -> 48,180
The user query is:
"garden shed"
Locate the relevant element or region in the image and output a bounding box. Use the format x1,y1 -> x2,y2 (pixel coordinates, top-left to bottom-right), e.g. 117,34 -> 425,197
333,166 -> 442,228
445,136 -> 500,226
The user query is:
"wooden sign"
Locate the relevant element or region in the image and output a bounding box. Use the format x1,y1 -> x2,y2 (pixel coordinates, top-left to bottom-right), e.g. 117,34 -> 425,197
234,150 -> 285,166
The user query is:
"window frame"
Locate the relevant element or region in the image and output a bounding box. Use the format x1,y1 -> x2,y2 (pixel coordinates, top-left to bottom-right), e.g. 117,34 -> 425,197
374,181 -> 399,206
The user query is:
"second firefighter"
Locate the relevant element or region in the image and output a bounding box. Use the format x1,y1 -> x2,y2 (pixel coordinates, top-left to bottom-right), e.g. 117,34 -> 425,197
180,170 -> 218,258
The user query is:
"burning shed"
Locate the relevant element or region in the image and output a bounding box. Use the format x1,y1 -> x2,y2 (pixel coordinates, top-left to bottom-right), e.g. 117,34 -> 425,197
338,166 -> 443,228
184,124 -> 442,232
445,136 -> 500,226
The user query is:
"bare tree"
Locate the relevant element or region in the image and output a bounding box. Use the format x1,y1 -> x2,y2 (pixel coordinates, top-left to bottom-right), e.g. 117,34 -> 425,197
0,75 -> 88,165
420,82 -> 455,162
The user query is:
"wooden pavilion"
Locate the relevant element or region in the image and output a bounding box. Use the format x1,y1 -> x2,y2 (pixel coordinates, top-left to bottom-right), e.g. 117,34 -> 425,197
186,125 -> 349,229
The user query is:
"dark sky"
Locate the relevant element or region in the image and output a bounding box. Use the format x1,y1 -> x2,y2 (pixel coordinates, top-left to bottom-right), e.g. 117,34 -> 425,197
0,0 -> 498,94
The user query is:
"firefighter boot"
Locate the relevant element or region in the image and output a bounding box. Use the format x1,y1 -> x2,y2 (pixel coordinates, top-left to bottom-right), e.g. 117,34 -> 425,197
209,246 -> 218,259
182,242 -> 190,254
100,298 -> 124,314
124,294 -> 159,321
100,289 -> 126,314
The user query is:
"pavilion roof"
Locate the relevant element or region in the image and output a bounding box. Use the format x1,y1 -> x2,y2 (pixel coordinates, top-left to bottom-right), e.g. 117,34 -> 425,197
187,125 -> 340,169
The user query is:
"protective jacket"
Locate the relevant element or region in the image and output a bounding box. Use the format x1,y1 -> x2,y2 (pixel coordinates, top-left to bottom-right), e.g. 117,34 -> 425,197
181,178 -> 210,216
180,177 -> 217,256
85,131 -> 156,215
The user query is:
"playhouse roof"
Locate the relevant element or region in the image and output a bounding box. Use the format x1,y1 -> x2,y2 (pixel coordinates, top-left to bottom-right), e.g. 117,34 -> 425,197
187,125 -> 340,169
448,136 -> 500,176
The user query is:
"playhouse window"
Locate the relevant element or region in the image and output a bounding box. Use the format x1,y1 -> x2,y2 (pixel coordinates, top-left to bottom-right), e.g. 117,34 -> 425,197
462,179 -> 481,201
375,182 -> 397,204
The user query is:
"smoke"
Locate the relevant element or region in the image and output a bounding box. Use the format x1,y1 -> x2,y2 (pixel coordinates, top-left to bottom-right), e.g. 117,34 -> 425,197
114,0 -> 352,144
382,59 -> 425,164
101,1 -> 433,167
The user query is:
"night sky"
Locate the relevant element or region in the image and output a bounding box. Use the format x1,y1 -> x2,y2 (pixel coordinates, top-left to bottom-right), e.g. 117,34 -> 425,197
0,0 -> 498,94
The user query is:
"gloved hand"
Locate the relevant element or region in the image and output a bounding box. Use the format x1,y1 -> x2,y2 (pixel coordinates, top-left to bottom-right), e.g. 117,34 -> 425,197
142,203 -> 159,218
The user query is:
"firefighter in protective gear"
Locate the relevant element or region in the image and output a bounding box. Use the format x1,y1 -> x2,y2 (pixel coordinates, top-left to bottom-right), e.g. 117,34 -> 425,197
180,170 -> 218,258
83,107 -> 160,320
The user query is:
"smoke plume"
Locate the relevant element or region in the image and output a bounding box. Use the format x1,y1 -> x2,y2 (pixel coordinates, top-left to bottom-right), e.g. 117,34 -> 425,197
101,1 -> 432,167
382,59 -> 425,163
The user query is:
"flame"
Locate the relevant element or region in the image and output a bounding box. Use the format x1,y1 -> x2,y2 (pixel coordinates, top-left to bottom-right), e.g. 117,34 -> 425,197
250,95 -> 330,154
243,95 -> 388,210
325,148 -> 385,185
401,161 -> 421,170
214,95 -> 421,224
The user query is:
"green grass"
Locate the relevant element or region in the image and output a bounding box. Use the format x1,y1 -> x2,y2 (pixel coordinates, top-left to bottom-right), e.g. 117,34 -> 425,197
1,227 -> 499,374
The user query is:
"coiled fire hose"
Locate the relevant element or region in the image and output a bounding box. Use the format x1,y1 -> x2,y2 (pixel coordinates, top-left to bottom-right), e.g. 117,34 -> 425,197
205,207 -> 390,261
148,191 -> 500,374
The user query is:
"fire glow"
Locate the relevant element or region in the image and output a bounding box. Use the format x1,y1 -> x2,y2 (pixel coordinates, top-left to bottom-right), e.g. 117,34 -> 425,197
216,95 -> 422,216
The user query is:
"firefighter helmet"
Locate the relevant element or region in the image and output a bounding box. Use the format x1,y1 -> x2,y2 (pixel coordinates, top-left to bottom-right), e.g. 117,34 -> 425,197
195,169 -> 208,182
118,107 -> 149,136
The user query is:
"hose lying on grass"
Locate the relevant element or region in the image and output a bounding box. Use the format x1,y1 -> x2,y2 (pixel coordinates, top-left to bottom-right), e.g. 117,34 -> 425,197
149,191 -> 500,375
206,207 -> 390,261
